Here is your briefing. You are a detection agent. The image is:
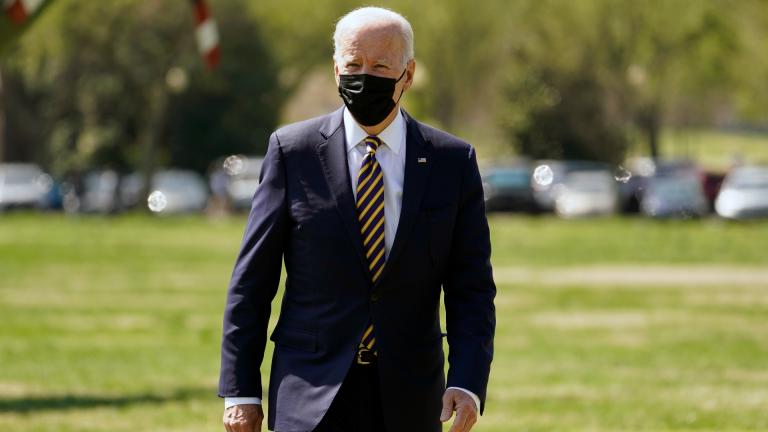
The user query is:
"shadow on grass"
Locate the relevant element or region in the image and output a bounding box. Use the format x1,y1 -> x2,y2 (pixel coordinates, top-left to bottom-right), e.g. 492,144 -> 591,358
0,387 -> 214,413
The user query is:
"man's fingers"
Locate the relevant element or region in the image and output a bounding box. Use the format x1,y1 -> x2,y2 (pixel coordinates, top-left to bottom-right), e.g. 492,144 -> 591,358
449,405 -> 477,432
229,419 -> 252,432
461,405 -> 478,431
440,391 -> 455,422
448,407 -> 468,432
223,405 -> 262,432
233,420 -> 247,432
223,410 -> 233,432
449,401 -> 478,432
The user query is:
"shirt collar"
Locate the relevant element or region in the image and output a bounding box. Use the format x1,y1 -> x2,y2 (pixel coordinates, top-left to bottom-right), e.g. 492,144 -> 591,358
343,106 -> 404,155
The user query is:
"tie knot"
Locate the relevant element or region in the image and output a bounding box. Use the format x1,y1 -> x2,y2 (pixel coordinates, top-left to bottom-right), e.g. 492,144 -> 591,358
364,136 -> 381,154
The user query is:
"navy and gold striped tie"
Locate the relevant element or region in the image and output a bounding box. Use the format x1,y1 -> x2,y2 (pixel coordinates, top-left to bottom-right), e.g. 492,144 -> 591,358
357,136 -> 386,355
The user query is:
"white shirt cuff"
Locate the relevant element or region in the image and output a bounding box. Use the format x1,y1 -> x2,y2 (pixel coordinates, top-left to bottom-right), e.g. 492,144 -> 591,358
224,397 -> 262,408
447,386 -> 480,412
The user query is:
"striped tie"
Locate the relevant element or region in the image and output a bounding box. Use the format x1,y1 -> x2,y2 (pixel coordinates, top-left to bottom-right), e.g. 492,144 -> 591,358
357,136 -> 386,355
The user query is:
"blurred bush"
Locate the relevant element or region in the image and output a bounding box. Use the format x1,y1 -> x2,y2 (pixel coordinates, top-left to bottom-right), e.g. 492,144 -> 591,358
0,0 -> 767,174
1,0 -> 280,178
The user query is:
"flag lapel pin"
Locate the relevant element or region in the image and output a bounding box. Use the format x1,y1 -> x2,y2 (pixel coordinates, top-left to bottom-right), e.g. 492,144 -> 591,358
418,157 -> 427,164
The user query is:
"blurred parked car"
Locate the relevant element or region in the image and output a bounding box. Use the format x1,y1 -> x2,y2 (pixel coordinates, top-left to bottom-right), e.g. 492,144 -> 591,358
652,159 -> 700,177
206,155 -> 264,212
715,165 -> 768,219
554,170 -> 618,218
481,162 -> 534,212
640,174 -> 709,218
702,171 -> 726,211
39,178 -> 65,210
79,170 -> 121,213
225,156 -> 263,210
620,158 -> 704,213
122,169 -> 209,214
532,160 -> 609,212
0,163 -> 51,210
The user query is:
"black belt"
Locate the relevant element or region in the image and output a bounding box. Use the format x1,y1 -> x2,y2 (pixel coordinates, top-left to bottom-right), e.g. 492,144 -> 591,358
355,346 -> 377,365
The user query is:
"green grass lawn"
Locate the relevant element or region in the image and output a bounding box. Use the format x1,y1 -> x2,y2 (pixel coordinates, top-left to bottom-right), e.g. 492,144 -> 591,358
1,212 -> 767,431
477,128 -> 768,174
634,128 -> 768,172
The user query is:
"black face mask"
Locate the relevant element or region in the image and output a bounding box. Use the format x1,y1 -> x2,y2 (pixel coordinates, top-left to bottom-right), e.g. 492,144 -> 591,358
338,68 -> 407,126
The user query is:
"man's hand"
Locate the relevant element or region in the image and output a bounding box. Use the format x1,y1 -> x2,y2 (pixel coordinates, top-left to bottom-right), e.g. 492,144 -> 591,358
440,388 -> 478,432
223,404 -> 263,432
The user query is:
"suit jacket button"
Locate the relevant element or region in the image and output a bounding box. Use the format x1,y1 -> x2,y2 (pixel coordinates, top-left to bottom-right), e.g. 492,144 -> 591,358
370,293 -> 380,302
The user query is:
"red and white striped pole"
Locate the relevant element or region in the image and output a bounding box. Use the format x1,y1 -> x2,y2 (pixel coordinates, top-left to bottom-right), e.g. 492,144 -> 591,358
3,0 -> 44,24
190,0 -> 220,70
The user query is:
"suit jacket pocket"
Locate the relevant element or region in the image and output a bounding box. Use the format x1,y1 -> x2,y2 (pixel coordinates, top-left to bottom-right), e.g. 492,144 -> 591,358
269,325 -> 318,352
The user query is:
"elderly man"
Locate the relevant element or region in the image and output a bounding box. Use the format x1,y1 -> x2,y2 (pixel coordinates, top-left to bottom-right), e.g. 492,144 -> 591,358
219,7 -> 495,432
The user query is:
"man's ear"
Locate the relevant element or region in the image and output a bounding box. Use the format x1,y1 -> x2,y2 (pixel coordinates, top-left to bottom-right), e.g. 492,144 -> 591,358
334,62 -> 340,86
402,59 -> 416,92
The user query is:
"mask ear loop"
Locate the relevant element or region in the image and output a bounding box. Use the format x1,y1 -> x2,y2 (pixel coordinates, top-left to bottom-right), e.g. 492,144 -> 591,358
393,68 -> 407,105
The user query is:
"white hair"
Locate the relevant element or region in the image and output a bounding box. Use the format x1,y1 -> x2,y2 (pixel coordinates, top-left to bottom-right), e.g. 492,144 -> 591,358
333,7 -> 414,68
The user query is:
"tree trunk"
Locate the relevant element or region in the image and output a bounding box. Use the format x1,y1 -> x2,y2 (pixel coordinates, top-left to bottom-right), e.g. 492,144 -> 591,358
647,113 -> 660,159
0,69 -> 5,162
138,83 -> 169,213
638,104 -> 661,159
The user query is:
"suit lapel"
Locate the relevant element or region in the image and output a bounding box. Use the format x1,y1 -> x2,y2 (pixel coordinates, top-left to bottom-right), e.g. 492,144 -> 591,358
377,110 -> 432,288
316,108 -> 369,278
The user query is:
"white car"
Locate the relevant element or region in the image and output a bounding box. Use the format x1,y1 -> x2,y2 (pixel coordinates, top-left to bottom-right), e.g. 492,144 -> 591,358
531,160 -> 609,212
0,163 -> 50,210
715,166 -> 768,219
122,170 -> 209,214
555,171 -> 618,218
225,156 -> 264,210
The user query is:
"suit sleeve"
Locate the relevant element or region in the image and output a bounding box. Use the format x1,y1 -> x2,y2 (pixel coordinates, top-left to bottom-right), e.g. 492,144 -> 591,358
443,146 -> 496,414
218,132 -> 287,398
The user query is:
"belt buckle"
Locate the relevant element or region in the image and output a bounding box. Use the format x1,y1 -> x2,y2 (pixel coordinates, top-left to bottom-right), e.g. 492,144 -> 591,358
356,347 -> 374,365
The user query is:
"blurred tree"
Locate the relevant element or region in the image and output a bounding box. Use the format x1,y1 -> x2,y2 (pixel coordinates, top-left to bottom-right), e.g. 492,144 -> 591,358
0,0 -> 55,53
164,0 -> 282,174
2,0 -> 280,179
499,0 -> 760,161
4,0 -> 186,175
723,0 -> 768,124
390,0 -> 519,131
2,0 -> 767,176
0,0 -> 55,162
0,65 -> 47,163
616,0 -> 742,157
498,1 -> 630,163
505,67 -> 630,163
244,0 -> 359,96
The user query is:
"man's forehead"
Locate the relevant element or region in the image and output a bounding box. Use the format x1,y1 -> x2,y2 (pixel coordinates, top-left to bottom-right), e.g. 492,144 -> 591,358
342,19 -> 400,37
340,23 -> 402,45
338,52 -> 394,64
338,26 -> 403,59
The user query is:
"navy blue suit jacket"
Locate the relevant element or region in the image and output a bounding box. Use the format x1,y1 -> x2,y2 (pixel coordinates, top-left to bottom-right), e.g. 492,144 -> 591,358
219,107 -> 496,432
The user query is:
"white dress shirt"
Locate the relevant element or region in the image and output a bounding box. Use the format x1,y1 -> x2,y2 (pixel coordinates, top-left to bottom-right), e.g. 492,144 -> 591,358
225,107 -> 480,412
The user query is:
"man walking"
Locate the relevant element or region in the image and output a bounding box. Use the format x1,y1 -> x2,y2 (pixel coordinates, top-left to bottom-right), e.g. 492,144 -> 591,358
219,7 -> 495,432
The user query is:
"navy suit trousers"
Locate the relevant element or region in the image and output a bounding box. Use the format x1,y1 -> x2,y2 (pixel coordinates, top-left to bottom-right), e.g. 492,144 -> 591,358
312,361 -> 387,432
